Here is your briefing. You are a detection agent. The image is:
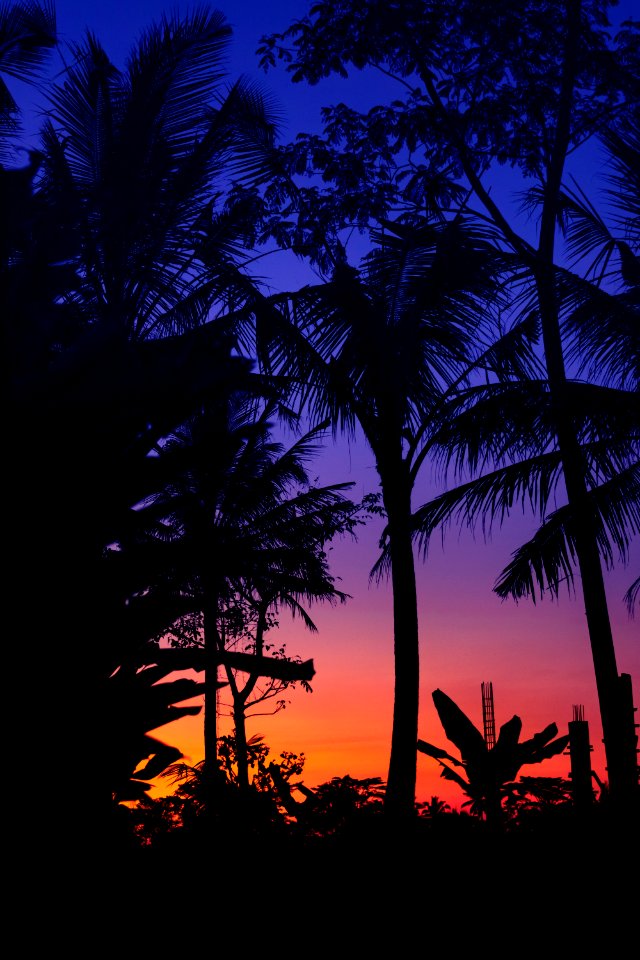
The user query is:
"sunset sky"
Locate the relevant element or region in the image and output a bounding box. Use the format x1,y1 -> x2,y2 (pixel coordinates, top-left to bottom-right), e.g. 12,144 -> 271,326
21,0 -> 639,810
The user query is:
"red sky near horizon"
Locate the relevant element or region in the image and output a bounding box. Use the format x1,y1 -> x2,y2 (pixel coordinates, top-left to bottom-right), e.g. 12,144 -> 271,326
156,426 -> 639,809
22,0 -> 638,811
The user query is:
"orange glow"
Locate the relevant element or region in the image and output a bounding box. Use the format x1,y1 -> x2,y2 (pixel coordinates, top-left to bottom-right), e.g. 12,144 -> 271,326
148,514 -> 639,812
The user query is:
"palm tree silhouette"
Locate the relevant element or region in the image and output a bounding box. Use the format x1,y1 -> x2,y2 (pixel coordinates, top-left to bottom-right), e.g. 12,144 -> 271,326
144,394 -> 358,814
413,112 -> 640,809
261,216 -> 501,820
5,6 -> 282,849
418,796 -> 451,818
255,0 -> 639,817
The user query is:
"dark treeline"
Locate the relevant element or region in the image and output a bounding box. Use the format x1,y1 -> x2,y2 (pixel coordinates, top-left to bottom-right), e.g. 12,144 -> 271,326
3,0 -> 638,872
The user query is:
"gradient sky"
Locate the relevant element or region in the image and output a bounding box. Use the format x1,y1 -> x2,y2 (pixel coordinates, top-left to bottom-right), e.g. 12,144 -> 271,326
19,0 -> 639,810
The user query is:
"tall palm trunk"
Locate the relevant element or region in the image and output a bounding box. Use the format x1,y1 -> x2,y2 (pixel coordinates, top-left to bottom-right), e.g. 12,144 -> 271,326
379,451 -> 420,821
535,265 -> 635,807
203,595 -> 221,826
533,0 -> 636,808
424,0 -> 637,809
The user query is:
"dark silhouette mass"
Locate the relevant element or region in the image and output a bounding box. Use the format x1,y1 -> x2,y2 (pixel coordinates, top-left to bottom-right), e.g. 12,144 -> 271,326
3,0 -> 637,879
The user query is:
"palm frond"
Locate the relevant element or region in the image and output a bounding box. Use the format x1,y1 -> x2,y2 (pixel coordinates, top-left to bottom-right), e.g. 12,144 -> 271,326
557,178 -> 621,281
559,266 -> 639,391
37,9 -> 280,343
495,461 -> 640,601
468,306 -> 545,383
0,0 -> 55,81
0,0 -> 56,160
599,109 -> 640,239
551,107 -> 640,392
425,379 -> 556,479
624,575 -> 639,618
124,6 -> 233,157
412,451 -> 565,558
368,533 -> 392,584
208,74 -> 282,183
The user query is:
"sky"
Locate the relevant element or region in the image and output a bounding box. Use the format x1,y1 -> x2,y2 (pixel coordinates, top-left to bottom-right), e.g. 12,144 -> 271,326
15,0 -> 639,810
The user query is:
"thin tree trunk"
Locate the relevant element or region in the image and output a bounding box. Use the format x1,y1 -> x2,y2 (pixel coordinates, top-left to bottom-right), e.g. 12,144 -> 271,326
233,696 -> 250,791
228,602 -> 267,791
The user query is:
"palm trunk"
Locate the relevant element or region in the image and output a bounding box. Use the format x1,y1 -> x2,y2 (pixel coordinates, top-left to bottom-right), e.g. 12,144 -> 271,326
380,455 -> 420,822
203,596 -> 221,824
431,0 -> 636,810
536,267 -> 636,807
534,0 -> 637,809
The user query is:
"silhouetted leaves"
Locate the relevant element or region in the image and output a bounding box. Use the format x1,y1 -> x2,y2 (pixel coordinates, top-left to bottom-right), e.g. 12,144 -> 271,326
418,688 -> 570,826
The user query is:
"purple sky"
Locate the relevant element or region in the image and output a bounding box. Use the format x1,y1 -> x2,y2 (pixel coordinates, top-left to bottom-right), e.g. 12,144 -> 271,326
12,1 -> 638,803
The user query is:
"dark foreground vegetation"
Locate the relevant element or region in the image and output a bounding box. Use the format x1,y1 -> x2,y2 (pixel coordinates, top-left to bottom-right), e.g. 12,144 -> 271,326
117,773 -> 636,856
107,774 -> 638,921
108,694 -> 637,875
4,0 -> 637,880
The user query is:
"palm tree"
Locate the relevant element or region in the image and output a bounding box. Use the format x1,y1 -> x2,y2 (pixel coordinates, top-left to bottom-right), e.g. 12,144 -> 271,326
259,216 -> 501,821
415,13 -> 638,814
5,6 -> 282,848
256,0 -> 639,817
139,395 -> 359,816
418,796 -> 451,818
412,111 -> 640,811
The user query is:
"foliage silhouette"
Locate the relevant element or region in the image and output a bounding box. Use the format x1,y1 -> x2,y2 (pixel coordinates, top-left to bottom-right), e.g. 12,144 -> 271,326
128,736 -> 308,851
5,1 -> 638,862
107,652 -> 207,806
4,3 -> 288,848
417,688 -> 571,828
416,795 -> 452,818
255,216 -> 502,821
259,0 -> 639,809
105,639 -> 316,836
266,762 -> 387,842
140,395 -> 359,808
412,102 -> 639,610
0,0 -> 56,162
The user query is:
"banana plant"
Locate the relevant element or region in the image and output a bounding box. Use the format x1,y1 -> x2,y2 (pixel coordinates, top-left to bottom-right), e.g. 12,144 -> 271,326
107,643 -> 314,805
107,654 -> 208,805
417,689 -> 570,827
